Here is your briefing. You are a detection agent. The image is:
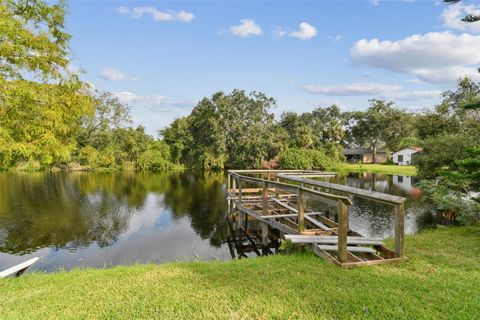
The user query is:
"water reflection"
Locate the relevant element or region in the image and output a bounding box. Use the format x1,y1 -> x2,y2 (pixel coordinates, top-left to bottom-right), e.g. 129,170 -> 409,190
225,216 -> 281,259
0,171 -> 439,272
0,171 -> 230,272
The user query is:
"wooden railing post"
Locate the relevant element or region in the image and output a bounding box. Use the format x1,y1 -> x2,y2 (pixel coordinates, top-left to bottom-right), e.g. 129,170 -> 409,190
337,199 -> 348,263
395,202 -> 405,258
261,222 -> 269,247
297,188 -> 305,232
238,176 -> 243,204
227,172 -> 231,192
262,181 -> 268,215
232,175 -> 236,195
275,176 -> 280,198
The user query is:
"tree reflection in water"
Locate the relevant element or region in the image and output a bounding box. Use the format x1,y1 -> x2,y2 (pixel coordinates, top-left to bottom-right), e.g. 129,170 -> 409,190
0,171 -> 439,271
0,171 -> 228,256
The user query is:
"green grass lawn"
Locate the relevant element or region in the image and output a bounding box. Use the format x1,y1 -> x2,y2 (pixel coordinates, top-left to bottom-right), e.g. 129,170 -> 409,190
1,227 -> 479,319
329,163 -> 417,176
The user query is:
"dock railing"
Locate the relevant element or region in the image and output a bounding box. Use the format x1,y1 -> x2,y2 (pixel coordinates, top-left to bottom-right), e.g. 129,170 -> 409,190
227,170 -> 407,264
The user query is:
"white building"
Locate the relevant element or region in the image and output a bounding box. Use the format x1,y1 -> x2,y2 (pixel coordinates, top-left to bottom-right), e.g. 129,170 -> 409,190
392,147 -> 423,166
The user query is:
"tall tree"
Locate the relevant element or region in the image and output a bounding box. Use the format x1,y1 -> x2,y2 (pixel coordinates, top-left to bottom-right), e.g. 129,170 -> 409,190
349,99 -> 411,162
0,0 -> 94,168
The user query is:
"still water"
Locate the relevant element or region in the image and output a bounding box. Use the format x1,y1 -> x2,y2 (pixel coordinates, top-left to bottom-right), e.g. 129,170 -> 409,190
0,171 -> 436,272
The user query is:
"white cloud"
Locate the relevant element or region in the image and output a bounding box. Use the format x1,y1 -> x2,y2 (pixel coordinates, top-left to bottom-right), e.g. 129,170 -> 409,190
273,22 -> 317,40
113,91 -> 194,112
100,68 -> 138,81
303,82 -> 441,101
288,22 -> 317,40
114,91 -> 138,104
350,31 -> 480,83
442,3 -> 480,33
229,19 -> 262,37
117,6 -> 194,23
304,82 -> 402,96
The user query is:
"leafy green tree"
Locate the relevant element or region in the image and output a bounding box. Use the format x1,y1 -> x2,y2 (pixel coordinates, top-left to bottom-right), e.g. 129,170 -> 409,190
0,0 -> 71,80
417,77 -> 480,225
160,117 -> 192,165
279,105 -> 345,162
77,92 -> 131,150
0,79 -> 93,167
175,90 -> 277,170
0,0 -> 94,168
293,125 -> 314,149
347,100 -> 396,162
345,100 -> 413,162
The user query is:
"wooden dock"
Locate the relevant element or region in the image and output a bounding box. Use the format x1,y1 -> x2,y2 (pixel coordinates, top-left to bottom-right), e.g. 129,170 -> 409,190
226,170 -> 408,268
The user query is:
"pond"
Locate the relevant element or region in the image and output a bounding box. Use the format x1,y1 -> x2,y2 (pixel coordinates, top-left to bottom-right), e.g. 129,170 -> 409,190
0,171 -> 437,272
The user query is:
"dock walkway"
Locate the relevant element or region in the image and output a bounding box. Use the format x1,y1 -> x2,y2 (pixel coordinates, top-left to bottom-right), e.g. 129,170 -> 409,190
227,170 -> 407,267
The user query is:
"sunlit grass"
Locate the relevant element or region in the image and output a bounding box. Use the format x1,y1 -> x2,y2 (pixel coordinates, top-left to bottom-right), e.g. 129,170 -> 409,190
1,227 -> 479,319
329,163 -> 417,176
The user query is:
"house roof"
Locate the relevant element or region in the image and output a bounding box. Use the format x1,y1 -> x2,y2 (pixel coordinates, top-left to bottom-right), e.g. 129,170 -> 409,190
343,148 -> 386,155
393,146 -> 423,154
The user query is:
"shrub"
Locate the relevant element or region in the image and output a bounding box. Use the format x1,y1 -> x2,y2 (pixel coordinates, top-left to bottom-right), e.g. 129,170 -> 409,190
279,148 -> 336,170
279,148 -> 313,169
309,149 -> 335,169
418,178 -> 480,225
136,141 -> 172,171
137,150 -> 171,171
416,134 -> 474,178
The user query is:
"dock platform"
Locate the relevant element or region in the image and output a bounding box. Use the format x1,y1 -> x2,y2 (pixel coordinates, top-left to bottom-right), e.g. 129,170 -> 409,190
226,170 -> 408,268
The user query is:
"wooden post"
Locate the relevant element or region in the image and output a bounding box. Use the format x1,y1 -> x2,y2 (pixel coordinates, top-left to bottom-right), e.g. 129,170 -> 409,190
238,176 -> 243,204
261,222 -> 269,246
297,188 -> 305,232
267,172 -> 271,182
262,181 -> 268,215
337,199 -> 348,263
275,176 -> 280,198
395,202 -> 405,258
232,175 -> 236,196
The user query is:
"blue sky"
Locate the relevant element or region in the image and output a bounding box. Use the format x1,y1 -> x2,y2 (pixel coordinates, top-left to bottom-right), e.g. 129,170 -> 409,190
66,0 -> 480,136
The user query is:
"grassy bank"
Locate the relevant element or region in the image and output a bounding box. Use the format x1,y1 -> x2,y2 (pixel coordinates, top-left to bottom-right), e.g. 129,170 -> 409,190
1,227 -> 479,319
329,163 -> 417,176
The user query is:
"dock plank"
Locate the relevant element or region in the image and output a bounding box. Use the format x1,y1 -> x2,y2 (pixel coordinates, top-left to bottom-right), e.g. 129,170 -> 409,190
317,245 -> 377,254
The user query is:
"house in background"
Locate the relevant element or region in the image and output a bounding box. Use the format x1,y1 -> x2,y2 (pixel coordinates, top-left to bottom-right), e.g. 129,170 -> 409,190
344,148 -> 387,164
392,147 -> 423,166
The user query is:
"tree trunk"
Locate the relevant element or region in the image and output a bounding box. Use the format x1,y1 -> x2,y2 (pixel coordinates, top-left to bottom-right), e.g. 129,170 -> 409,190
372,144 -> 377,164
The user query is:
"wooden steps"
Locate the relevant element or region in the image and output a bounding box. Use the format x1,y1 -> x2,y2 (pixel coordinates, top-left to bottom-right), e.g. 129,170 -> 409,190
317,245 -> 377,254
285,235 -> 383,246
